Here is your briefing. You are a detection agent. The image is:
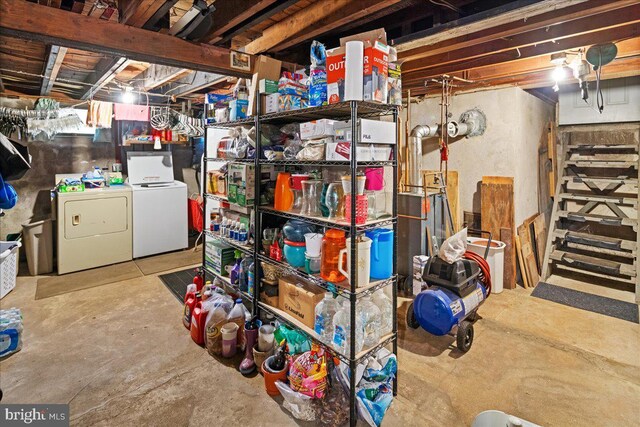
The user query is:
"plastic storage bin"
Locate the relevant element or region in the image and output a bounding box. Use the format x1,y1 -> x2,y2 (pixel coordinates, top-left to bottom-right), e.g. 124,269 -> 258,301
0,241 -> 21,299
467,238 -> 506,293
22,219 -> 53,276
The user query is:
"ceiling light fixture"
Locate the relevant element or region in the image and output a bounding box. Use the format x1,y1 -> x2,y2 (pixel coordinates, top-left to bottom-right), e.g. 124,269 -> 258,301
121,86 -> 135,104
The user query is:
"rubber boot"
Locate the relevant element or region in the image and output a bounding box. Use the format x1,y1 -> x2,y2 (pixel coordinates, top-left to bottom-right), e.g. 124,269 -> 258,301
240,322 -> 259,375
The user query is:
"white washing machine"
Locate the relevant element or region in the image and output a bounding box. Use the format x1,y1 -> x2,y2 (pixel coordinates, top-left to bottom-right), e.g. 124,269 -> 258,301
127,152 -> 188,258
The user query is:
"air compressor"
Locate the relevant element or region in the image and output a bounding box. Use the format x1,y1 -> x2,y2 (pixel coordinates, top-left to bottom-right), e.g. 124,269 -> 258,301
407,236 -> 492,352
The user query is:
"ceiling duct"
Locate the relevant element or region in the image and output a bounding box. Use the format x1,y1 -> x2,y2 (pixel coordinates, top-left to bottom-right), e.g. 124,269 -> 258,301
168,0 -> 215,41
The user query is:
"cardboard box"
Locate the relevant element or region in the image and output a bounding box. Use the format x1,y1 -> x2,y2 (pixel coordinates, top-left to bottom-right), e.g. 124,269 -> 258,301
248,55 -> 282,115
205,240 -> 236,275
229,99 -> 248,121
259,79 -> 278,94
362,41 -> 389,103
300,119 -> 338,140
261,93 -> 279,114
227,163 -> 255,207
325,142 -> 391,162
340,28 -> 389,103
326,46 -> 345,104
388,62 -> 402,106
278,276 -> 324,329
334,119 -> 396,144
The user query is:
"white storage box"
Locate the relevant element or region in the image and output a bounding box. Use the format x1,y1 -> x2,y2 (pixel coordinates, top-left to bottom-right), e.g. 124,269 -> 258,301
300,119 -> 340,140
335,119 -> 396,144
0,241 -> 21,300
325,142 -> 391,161
263,93 -> 279,114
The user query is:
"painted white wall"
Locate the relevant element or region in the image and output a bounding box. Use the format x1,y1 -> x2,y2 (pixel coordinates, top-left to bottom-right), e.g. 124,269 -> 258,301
407,86 -> 554,226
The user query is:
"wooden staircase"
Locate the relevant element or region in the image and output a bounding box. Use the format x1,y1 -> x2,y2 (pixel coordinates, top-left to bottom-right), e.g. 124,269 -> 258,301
541,124 -> 640,302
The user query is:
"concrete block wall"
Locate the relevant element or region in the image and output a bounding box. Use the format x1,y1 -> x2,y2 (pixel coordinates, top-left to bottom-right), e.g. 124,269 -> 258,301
406,86 -> 554,226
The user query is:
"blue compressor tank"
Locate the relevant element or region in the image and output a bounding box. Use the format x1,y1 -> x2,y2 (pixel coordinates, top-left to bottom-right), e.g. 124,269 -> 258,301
413,282 -> 487,336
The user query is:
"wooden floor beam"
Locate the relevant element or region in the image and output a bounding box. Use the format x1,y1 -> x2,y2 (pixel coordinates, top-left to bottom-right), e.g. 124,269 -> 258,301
40,45 -> 68,96
0,0 -> 254,78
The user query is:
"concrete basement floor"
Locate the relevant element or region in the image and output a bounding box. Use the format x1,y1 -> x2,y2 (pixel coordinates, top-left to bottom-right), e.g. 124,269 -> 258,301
1,263 -> 639,426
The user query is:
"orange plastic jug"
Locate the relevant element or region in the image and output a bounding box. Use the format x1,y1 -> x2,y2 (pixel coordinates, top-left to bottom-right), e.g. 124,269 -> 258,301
274,172 -> 294,211
320,229 -> 347,283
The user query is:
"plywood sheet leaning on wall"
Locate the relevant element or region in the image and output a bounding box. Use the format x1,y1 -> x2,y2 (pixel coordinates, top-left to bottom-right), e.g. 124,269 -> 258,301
532,213 -> 547,273
423,170 -> 459,232
481,176 -> 515,290
515,234 -> 530,288
518,222 -> 540,287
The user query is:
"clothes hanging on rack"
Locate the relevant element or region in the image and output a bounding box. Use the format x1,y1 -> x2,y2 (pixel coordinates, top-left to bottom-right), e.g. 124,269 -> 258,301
87,100 -> 113,128
114,103 -> 150,122
27,112 -> 84,140
0,106 -> 59,138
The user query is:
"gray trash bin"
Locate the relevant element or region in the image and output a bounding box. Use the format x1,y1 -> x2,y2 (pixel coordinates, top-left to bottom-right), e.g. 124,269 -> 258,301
22,219 -> 53,276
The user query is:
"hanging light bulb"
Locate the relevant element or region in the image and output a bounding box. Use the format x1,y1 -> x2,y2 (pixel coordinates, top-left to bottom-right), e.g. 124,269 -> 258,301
551,66 -> 567,92
122,86 -> 135,104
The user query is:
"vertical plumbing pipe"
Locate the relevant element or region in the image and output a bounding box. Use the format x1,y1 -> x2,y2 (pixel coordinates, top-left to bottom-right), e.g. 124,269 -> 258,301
408,125 -> 438,194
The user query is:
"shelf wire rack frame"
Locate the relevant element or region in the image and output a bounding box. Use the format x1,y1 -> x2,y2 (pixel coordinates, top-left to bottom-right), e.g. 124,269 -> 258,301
203,100 -> 399,427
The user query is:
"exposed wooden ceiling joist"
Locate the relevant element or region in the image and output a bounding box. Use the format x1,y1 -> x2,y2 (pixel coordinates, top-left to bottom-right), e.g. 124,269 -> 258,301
215,0 -> 301,46
0,0 -> 255,78
244,0 -> 402,54
414,56 -> 640,96
397,0 -> 639,62
402,24 -> 640,89
403,3 -> 640,74
121,0 -> 175,27
200,0 -> 280,44
395,0 -> 589,53
40,45 -> 68,96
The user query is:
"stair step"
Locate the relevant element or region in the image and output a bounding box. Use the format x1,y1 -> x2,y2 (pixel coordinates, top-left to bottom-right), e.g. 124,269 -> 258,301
553,230 -> 637,251
549,249 -> 636,277
554,264 -> 636,285
565,160 -> 638,168
562,176 -> 638,186
558,193 -> 638,206
557,211 -> 637,227
568,144 -> 638,150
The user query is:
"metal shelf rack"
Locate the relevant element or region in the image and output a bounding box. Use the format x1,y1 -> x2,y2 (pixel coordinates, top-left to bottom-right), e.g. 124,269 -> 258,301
203,100 -> 398,427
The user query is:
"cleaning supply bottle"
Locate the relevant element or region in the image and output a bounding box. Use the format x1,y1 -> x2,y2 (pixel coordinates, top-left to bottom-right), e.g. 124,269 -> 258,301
247,258 -> 256,297
314,292 -> 339,344
230,250 -> 242,285
239,255 -> 251,292
183,284 -> 200,329
193,268 -> 204,292
228,299 -> 247,350
190,300 -> 209,346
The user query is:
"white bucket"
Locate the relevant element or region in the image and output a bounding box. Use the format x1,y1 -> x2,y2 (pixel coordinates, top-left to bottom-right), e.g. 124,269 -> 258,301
467,238 -> 506,294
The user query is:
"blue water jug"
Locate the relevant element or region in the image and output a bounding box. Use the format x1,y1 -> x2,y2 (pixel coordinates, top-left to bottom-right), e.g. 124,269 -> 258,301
366,229 -> 393,280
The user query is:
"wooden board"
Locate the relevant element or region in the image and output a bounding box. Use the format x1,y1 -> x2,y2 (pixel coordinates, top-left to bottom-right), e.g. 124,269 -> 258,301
481,176 -> 516,291
515,235 -> 530,288
500,227 -> 516,290
424,170 -> 459,232
533,213 -> 548,273
518,223 -> 540,287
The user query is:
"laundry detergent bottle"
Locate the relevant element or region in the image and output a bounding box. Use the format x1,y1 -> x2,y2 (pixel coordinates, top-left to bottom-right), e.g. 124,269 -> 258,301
183,284 -> 200,329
